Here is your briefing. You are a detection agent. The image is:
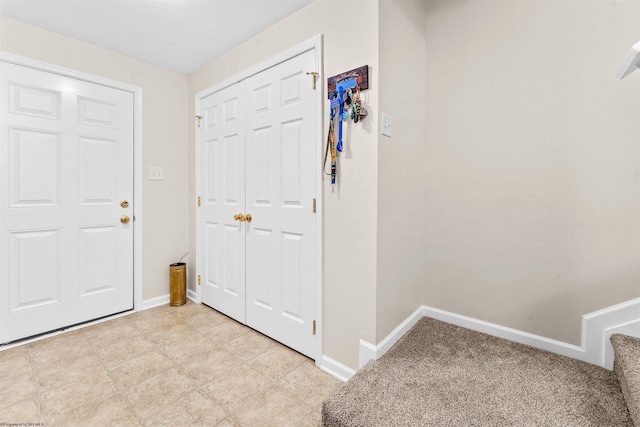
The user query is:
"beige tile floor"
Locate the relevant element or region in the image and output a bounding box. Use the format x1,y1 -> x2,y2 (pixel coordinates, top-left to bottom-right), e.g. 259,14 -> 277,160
0,301 -> 341,426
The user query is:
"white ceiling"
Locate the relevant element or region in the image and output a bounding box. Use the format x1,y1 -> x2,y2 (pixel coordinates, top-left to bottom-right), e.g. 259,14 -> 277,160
0,0 -> 314,74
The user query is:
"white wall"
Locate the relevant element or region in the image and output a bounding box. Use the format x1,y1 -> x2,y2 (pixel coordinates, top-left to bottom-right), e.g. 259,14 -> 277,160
422,0 -> 640,345
376,0 -> 426,341
0,17 -> 190,302
189,0 -> 380,370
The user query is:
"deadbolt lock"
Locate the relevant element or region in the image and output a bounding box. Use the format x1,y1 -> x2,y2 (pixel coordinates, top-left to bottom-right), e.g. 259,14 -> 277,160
120,215 -> 131,224
121,200 -> 129,208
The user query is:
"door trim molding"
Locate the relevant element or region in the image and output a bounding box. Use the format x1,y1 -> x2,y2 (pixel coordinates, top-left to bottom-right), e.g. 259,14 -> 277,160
0,51 -> 144,312
195,34 -> 324,361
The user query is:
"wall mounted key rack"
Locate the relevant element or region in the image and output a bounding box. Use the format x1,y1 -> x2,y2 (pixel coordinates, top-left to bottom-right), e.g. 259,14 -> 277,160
327,65 -> 369,97
325,65 -> 370,193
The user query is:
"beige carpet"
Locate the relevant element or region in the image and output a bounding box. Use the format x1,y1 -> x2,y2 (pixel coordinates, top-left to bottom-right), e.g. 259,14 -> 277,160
611,333 -> 640,426
323,317 -> 633,426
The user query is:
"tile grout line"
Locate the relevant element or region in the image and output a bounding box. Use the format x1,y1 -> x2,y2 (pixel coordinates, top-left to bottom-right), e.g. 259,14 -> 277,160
162,311 -> 227,418
169,312 -> 244,425
84,321 -> 147,426
177,305 -> 298,426
127,316 -> 205,425
126,307 -> 231,425
221,343 -> 317,424
25,344 -> 46,425
188,310 -> 327,423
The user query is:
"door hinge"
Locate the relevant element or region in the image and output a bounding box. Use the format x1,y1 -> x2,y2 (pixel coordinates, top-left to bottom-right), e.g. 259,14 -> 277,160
312,198 -> 316,213
198,275 -> 201,285
197,196 -> 201,207
312,320 -> 316,335
195,115 -> 203,127
306,72 -> 318,90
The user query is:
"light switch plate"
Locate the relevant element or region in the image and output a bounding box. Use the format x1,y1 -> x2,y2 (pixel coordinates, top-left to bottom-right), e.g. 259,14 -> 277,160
382,113 -> 392,138
149,166 -> 164,181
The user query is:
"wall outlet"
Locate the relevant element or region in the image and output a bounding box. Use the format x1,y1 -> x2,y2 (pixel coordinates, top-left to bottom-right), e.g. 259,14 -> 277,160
149,166 -> 164,181
382,113 -> 392,138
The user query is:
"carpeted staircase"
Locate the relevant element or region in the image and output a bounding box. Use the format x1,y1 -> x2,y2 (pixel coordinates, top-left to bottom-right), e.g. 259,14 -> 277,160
322,318 -> 640,426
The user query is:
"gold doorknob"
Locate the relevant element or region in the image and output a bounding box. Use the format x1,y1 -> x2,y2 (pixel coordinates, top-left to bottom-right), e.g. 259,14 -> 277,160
120,200 -> 129,208
121,215 -> 130,224
233,213 -> 252,223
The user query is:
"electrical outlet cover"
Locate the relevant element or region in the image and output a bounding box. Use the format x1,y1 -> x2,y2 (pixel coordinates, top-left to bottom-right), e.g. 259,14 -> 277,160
149,166 -> 164,181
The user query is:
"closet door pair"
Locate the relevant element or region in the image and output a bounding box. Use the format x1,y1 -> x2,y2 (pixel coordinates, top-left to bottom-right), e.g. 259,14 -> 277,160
199,49 -> 318,358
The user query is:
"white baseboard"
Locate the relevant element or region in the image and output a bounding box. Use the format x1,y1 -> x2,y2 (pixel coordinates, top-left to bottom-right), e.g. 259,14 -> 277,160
359,305 -> 426,368
357,298 -> 640,376
420,305 -> 588,362
358,340 -> 377,370
187,288 -> 199,303
143,292 -> 203,310
141,294 -> 170,310
583,298 -> 640,369
318,355 -> 356,383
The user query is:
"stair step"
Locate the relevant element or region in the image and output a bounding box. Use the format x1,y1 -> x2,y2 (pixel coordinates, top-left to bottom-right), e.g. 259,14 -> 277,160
611,334 -> 640,426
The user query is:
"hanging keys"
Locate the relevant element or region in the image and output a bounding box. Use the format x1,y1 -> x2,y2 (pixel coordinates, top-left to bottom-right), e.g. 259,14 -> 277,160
351,86 -> 366,123
351,93 -> 362,123
358,104 -> 368,121
344,89 -> 352,106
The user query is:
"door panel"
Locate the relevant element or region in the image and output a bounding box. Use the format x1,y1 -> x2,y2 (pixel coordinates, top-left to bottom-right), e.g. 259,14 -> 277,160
78,225 -> 117,296
199,84 -> 246,323
77,97 -> 117,128
9,82 -> 61,120
9,127 -> 61,207
9,229 -> 60,311
245,49 -> 317,357
0,62 -> 134,343
79,136 -> 118,204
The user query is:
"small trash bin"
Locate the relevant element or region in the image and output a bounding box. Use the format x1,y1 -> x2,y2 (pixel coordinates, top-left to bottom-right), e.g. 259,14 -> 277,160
169,262 -> 186,306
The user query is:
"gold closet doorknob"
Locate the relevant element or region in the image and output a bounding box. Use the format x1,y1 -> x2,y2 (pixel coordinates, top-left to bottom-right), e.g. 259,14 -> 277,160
233,213 -> 252,223
121,215 -> 130,224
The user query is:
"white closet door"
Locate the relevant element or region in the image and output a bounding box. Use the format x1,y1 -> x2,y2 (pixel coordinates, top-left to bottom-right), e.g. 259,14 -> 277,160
244,49 -> 317,358
199,83 -> 247,323
0,62 -> 134,343
197,47 -> 318,358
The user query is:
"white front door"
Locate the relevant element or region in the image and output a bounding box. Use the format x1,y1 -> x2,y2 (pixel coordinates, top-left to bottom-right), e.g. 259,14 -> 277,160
0,61 -> 134,343
198,48 -> 318,358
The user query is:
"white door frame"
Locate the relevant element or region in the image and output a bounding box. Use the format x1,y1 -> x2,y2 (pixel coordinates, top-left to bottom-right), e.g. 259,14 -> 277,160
0,51 -> 144,313
195,34 -> 324,361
